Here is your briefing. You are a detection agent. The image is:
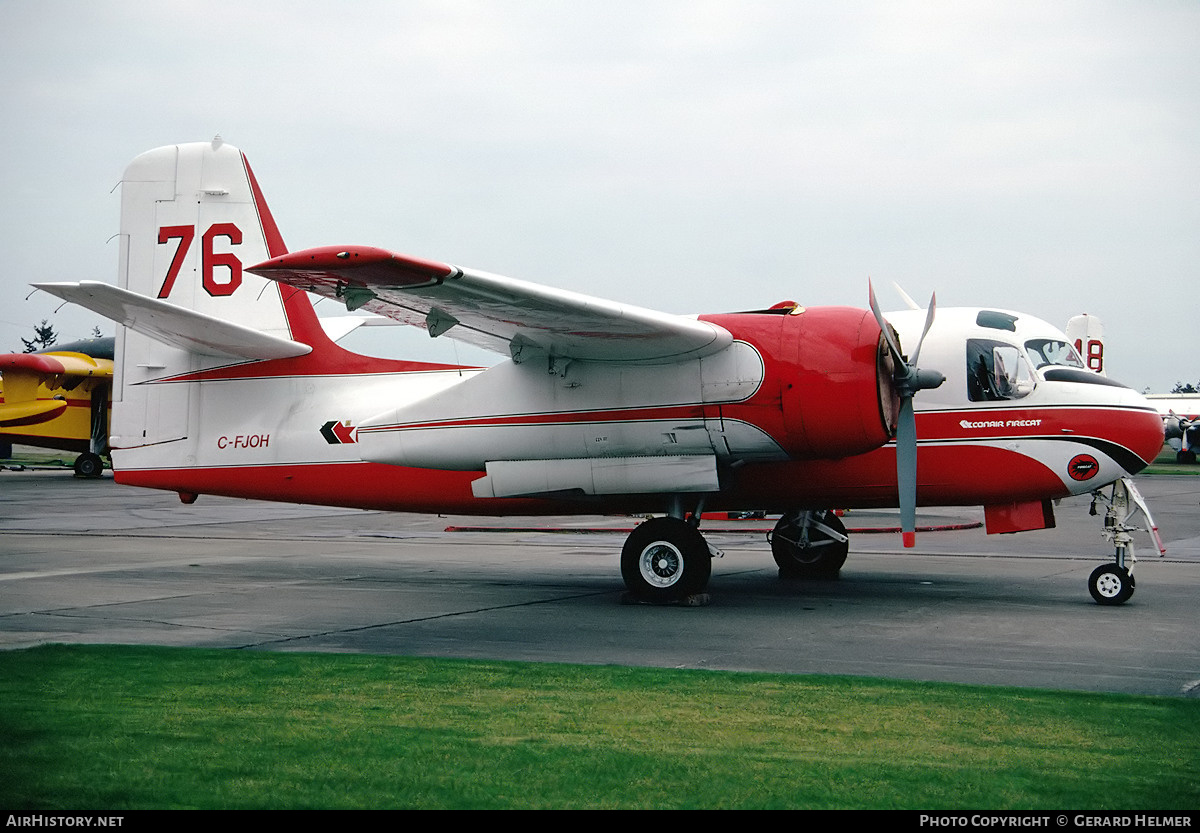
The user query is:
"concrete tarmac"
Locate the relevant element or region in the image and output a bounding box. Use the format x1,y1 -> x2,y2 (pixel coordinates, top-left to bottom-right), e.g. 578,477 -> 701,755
2,467 -> 1199,697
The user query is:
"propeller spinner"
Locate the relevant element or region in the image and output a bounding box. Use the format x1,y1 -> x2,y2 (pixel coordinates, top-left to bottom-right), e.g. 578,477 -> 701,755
869,283 -> 945,547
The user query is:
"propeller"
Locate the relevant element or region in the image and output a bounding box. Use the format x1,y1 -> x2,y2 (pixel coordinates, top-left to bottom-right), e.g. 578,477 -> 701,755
868,282 -> 945,547
1169,410 -> 1197,456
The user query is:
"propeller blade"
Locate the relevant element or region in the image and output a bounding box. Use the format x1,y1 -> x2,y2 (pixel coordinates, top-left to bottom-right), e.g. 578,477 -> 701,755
867,281 -> 944,549
895,396 -> 918,548
909,293 -> 937,365
868,280 -> 905,364
892,282 -> 921,311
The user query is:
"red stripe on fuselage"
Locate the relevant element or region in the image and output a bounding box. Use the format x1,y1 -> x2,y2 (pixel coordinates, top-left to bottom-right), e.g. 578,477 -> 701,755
0,396 -> 94,409
358,403 -> 711,434
112,438 -> 1078,517
115,461 -> 584,515
149,360 -> 473,384
726,444 -> 1069,510
919,404 -> 1158,442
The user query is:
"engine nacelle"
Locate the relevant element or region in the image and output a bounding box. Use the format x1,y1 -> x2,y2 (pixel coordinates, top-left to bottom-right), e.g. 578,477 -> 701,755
357,306 -> 899,477
705,306 -> 898,459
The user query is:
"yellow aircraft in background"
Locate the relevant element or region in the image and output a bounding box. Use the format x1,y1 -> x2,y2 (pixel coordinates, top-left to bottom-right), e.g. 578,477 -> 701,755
0,337 -> 113,477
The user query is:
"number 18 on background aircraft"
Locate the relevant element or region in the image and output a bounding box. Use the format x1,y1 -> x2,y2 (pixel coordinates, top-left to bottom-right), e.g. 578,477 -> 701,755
36,138 -> 1165,605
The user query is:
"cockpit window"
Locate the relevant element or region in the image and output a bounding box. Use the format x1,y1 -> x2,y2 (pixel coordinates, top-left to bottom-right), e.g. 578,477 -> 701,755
976,310 -> 1018,331
967,338 -> 1036,402
1025,338 -> 1085,370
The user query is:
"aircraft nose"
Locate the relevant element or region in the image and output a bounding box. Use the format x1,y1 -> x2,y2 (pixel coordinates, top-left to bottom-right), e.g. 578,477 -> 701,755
1119,396 -> 1166,474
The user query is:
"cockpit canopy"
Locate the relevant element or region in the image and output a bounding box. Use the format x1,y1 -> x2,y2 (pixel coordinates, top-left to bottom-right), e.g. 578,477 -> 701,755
882,306 -> 1133,407
967,333 -> 1125,402
1025,338 -> 1085,371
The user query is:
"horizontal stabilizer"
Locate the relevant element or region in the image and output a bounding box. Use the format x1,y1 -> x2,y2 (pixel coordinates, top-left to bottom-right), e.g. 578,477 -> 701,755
33,282 -> 312,361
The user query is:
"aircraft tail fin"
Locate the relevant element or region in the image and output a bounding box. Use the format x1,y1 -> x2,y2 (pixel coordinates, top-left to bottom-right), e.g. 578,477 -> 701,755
1065,313 -> 1105,376
114,136 -> 330,345
51,138 -> 337,451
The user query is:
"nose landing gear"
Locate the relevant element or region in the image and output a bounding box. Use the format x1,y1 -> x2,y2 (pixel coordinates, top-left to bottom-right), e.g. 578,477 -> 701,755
1088,562 -> 1135,605
1087,478 -> 1164,606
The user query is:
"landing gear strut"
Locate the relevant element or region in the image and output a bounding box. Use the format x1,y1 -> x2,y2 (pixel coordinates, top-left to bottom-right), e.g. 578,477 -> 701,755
1087,478 -> 1163,606
768,510 -> 849,580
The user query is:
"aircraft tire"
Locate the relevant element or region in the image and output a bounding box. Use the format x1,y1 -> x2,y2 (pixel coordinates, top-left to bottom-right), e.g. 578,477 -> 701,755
1088,563 -> 1135,606
73,452 -> 104,478
770,510 -> 849,580
621,517 -> 711,603
1177,449 -> 1196,464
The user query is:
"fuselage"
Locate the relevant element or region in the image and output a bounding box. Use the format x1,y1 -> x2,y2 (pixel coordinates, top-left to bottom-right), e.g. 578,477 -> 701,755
109,304 -> 1163,517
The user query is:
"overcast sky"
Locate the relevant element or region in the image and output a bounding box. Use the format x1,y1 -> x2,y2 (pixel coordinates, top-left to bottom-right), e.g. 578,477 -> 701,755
1,1 -> 1196,390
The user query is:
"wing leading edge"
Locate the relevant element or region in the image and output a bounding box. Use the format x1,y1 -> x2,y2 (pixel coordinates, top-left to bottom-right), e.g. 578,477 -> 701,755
249,246 -> 732,365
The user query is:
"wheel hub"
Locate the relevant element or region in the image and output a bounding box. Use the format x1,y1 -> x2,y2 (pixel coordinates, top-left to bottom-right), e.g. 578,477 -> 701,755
641,542 -> 683,587
1095,572 -> 1122,598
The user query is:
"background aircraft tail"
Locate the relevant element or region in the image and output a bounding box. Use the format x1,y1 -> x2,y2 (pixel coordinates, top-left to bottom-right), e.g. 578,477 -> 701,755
1065,313 -> 1105,376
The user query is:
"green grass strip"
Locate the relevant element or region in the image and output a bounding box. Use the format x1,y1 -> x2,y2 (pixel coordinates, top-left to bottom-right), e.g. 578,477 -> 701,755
2,644 -> 1197,810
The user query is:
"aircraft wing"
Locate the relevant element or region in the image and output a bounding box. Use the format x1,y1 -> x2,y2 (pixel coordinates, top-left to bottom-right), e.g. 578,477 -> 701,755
1,353 -> 72,425
0,351 -> 111,426
26,351 -> 112,378
1,353 -> 69,377
32,282 -> 311,361
249,246 -> 732,364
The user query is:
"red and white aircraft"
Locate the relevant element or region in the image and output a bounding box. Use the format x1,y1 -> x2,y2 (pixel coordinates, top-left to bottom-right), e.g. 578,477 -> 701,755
36,139 -> 1165,605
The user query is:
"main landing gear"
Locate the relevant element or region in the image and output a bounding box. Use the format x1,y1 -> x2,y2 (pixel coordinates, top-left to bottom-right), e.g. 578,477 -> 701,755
1087,478 -> 1164,606
73,452 -> 105,478
619,504 -> 851,604
620,516 -> 713,604
767,509 -> 849,580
